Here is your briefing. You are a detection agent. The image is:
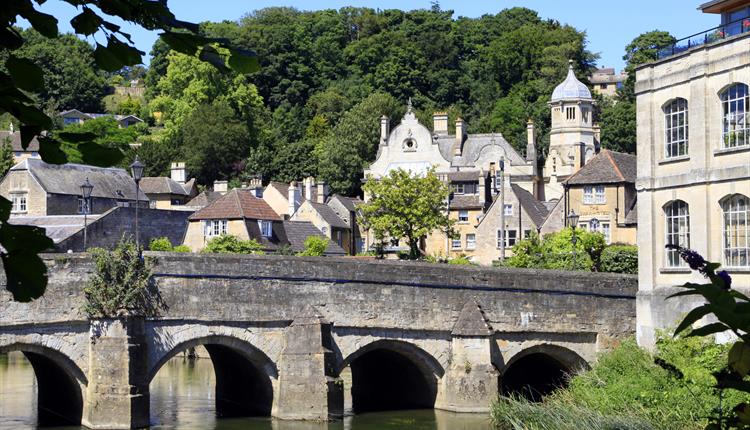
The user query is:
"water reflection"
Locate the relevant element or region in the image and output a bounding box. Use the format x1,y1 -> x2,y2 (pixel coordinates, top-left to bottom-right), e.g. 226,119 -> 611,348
0,352 -> 493,430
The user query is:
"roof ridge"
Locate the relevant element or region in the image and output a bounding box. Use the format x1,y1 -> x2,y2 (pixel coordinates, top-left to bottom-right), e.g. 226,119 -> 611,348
604,150 -> 625,181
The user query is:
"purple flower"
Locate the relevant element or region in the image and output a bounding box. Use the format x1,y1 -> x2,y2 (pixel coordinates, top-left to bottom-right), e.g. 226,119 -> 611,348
717,270 -> 732,289
680,249 -> 707,272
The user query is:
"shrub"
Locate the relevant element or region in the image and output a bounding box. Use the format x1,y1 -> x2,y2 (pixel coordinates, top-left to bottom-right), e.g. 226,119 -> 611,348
275,244 -> 295,255
172,245 -> 191,253
202,235 -> 265,254
600,245 -> 638,274
503,228 -> 605,272
83,237 -> 159,318
149,237 -> 174,251
298,235 -> 328,256
448,256 -> 472,265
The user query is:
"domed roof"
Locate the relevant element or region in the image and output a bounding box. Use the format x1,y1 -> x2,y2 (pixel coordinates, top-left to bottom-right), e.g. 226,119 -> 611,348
551,61 -> 592,102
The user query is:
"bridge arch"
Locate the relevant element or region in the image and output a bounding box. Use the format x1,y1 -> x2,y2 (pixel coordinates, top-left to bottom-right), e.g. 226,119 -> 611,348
501,344 -> 588,401
339,339 -> 444,413
149,335 -> 276,417
0,343 -> 86,427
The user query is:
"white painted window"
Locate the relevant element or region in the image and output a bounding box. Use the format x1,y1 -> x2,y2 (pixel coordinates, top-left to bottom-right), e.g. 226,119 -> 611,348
258,220 -> 273,238
602,223 -> 611,244
205,220 -> 228,238
584,186 -> 605,204
721,83 -> 749,148
77,197 -> 91,214
11,193 -> 27,213
589,218 -> 600,231
583,186 -> 594,204
497,230 -> 517,248
722,194 -> 749,267
504,204 -> 513,216
664,98 -> 688,158
451,237 -> 462,249
665,200 -> 690,267
458,210 -> 469,222
466,234 -> 476,250
595,186 -> 606,204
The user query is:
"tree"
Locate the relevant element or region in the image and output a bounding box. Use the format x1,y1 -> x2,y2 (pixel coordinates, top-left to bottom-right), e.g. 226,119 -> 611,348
599,99 -> 637,154
298,236 -> 329,256
0,137 -> 15,177
202,235 -> 265,254
55,116 -> 144,169
620,31 -> 675,101
504,228 -> 606,271
1,0 -> 258,302
360,168 -> 454,260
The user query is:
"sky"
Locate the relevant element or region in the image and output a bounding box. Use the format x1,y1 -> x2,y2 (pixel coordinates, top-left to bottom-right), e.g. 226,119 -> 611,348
29,0 -> 717,72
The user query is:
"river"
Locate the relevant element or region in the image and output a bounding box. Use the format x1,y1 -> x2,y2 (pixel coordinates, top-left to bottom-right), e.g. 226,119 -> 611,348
0,352 -> 494,430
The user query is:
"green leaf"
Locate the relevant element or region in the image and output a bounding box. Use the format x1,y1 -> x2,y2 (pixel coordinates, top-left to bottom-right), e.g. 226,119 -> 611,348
5,56 -> 44,91
687,322 -> 730,337
106,38 -> 143,66
94,43 -> 124,72
70,8 -> 103,36
37,137 -> 68,164
78,142 -> 125,166
0,197 -> 11,221
228,49 -> 259,74
11,105 -> 52,129
20,125 -> 43,150
729,342 -> 750,377
198,45 -> 229,73
57,131 -> 98,143
0,224 -> 54,254
159,31 -> 207,55
23,10 -> 58,38
673,304 -> 712,336
0,27 -> 24,50
2,251 -> 48,302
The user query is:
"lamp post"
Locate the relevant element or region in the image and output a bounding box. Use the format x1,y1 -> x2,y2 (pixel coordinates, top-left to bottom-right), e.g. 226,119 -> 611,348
567,209 -> 580,270
130,155 -> 145,250
80,178 -> 93,252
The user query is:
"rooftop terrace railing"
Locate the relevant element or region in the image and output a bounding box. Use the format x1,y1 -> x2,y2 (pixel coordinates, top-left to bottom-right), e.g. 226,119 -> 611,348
656,16 -> 750,60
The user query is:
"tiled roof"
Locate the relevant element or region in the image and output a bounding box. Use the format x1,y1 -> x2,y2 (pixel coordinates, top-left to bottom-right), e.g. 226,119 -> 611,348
139,177 -> 191,196
564,150 -> 636,185
308,201 -> 349,229
185,190 -> 223,208
12,158 -> 148,200
450,194 -> 483,210
511,184 -> 550,226
189,188 -> 280,221
281,221 -> 346,254
0,131 -> 41,152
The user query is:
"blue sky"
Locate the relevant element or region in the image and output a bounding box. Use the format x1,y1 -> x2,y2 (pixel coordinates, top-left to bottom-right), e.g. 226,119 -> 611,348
30,0 -> 716,71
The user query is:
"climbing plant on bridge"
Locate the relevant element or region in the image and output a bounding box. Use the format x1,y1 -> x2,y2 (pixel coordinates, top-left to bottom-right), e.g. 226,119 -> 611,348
83,237 -> 160,318
666,245 -> 750,429
1,0 -> 258,302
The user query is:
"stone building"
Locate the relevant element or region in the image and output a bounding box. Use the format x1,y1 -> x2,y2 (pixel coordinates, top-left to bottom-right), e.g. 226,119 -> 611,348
636,0 -> 750,348
59,109 -> 143,128
589,68 -> 627,97
0,128 -> 40,164
291,199 -> 350,252
326,194 -> 365,255
0,158 -> 148,217
139,162 -> 197,209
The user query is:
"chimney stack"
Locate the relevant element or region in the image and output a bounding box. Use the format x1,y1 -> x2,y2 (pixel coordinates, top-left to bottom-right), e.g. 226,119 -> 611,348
288,181 -> 300,217
433,112 -> 448,135
526,120 -> 537,162
249,177 -> 263,197
454,118 -> 465,156
477,169 -> 486,208
316,181 -> 328,204
593,124 -> 601,153
213,180 -> 228,195
380,115 -> 390,145
170,162 -> 186,184
304,177 -> 314,201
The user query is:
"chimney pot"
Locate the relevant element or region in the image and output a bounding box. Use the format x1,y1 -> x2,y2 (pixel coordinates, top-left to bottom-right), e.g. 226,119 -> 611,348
433,112 -> 448,135
170,161 -> 186,184
380,115 -> 390,145
454,118 -> 465,156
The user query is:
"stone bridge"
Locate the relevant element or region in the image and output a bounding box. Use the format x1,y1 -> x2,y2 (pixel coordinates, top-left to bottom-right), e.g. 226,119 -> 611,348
0,253 -> 637,429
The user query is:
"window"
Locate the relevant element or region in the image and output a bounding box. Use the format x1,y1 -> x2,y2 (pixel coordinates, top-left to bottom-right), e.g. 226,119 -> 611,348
11,194 -> 27,213
664,98 -> 688,158
77,197 -> 91,214
497,230 -> 517,248
589,218 -> 600,231
566,106 -> 576,120
205,219 -> 227,237
665,201 -> 690,267
458,210 -> 469,222
504,204 -> 513,216
722,194 -> 749,267
258,220 -> 273,238
602,223 -> 611,244
583,186 -> 606,204
451,182 -> 476,195
721,83 -> 749,148
600,83 -> 608,89
466,234 -> 476,250
451,237 -> 462,249
524,229 -> 532,239
335,230 -> 343,246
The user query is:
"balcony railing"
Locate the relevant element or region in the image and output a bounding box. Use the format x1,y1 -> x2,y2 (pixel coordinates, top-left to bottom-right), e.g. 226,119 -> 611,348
657,16 -> 750,60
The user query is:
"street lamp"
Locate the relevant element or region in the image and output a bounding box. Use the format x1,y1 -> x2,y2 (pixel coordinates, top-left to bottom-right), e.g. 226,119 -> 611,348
130,155 -> 145,250
80,177 -> 93,251
567,209 -> 580,269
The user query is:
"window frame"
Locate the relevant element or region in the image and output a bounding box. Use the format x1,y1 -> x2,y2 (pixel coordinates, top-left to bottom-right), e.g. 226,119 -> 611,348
722,194 -> 749,268
258,220 -> 273,238
664,98 -> 689,158
11,193 -> 27,214
451,237 -> 462,249
721,83 -> 749,149
496,229 -> 517,248
205,219 -> 228,238
664,200 -> 690,268
458,210 -> 469,223
503,204 -> 513,216
465,233 -> 476,250
77,197 -> 91,214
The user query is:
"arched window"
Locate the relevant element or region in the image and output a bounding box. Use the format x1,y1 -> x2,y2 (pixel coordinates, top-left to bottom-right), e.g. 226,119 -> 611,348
589,218 -> 600,231
721,83 -> 749,148
723,194 -> 749,267
665,200 -> 690,267
664,98 -> 688,158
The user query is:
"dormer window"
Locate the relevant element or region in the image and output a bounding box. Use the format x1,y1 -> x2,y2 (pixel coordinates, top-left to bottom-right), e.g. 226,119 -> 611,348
258,220 -> 273,237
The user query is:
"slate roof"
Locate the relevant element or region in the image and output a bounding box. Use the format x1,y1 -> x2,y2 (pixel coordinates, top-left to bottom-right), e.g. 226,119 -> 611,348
435,134 -> 526,167
0,131 -> 40,152
564,150 -> 636,185
623,201 -> 638,225
511,184 -> 550,226
185,190 -> 223,208
8,214 -> 102,243
12,158 -> 148,200
189,188 -> 280,221
330,194 -> 362,212
450,194 -> 484,210
446,170 -> 481,182
551,62 -> 592,101
308,201 -> 349,229
139,177 -> 192,196
281,221 -> 346,254
59,109 -> 144,124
